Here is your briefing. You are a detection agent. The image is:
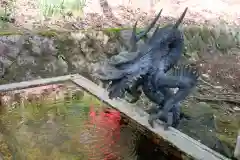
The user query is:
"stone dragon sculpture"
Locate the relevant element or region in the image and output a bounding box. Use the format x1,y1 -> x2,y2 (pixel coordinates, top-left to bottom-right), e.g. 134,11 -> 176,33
93,7 -> 200,129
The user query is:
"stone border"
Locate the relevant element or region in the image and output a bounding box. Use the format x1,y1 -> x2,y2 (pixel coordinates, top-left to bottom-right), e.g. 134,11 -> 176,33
0,74 -> 230,160
0,74 -> 79,92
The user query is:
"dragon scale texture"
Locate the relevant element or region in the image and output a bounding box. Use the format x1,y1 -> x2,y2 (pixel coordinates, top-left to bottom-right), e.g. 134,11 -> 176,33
93,7 -> 200,130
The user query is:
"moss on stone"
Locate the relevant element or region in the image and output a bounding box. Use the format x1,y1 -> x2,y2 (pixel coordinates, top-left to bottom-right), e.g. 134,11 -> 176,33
101,24 -> 240,57
0,23 -> 239,56
36,30 -> 59,38
0,31 -> 22,36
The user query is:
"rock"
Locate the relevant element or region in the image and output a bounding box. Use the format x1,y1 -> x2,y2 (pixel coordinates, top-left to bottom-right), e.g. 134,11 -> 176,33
29,36 -> 42,56
17,55 -> 36,66
233,106 -> 240,111
103,34 -> 109,45
119,29 -> 133,42
55,58 -> 68,74
0,30 -> 118,85
0,42 -> 10,56
70,31 -> 86,40
0,31 -> 115,83
202,73 -> 210,78
0,35 -> 22,59
41,38 -> 57,56
0,56 -> 12,67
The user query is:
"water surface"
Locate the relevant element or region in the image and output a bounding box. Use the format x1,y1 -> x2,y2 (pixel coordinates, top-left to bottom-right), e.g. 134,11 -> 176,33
0,81 -> 178,160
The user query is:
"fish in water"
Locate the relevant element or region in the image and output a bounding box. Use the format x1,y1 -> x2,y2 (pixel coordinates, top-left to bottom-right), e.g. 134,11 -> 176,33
87,105 -> 121,160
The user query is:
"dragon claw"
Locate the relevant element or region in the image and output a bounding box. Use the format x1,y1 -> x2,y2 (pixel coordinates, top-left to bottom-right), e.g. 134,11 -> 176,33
165,112 -> 174,130
145,105 -> 159,114
148,111 -> 173,130
148,111 -> 164,128
148,115 -> 155,128
148,112 -> 161,128
163,123 -> 170,130
125,96 -> 138,103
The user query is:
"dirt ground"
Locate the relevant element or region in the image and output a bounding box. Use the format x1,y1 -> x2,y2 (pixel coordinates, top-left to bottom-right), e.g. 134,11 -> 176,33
11,0 -> 240,30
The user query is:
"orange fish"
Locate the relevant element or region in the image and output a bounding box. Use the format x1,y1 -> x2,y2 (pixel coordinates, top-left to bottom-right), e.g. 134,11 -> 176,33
88,105 -> 121,160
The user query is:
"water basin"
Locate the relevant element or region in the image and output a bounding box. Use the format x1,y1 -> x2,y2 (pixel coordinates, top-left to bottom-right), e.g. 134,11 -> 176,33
0,81 -> 180,160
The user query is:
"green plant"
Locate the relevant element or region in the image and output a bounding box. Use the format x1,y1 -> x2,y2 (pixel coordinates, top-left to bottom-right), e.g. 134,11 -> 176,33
39,0 -> 86,18
0,0 -> 16,29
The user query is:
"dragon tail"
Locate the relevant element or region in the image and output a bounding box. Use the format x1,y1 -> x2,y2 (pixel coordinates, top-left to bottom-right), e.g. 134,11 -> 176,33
172,7 -> 188,29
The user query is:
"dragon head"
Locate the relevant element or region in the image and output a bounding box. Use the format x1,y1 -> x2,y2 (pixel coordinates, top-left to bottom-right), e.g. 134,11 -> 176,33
148,7 -> 188,46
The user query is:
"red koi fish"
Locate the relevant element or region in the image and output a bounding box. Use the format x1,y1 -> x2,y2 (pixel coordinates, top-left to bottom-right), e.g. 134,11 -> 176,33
87,105 -> 121,160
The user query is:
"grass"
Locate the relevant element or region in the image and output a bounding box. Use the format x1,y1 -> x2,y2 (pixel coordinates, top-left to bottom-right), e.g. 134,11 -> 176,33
38,0 -> 87,19
0,0 -> 16,29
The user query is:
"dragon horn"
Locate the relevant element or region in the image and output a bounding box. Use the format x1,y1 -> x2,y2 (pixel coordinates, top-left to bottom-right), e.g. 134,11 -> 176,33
151,24 -> 161,38
137,9 -> 163,41
129,20 -> 138,52
172,7 -> 188,29
145,9 -> 163,34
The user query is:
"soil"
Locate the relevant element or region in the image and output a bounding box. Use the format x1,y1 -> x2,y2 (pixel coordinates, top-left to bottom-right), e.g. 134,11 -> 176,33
6,0 -> 240,30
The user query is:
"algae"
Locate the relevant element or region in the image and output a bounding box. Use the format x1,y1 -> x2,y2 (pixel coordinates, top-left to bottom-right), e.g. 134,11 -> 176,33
0,81 -> 107,160
37,30 -> 59,38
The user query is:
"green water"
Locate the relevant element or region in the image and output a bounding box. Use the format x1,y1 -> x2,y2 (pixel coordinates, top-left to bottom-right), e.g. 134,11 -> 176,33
0,82 -> 175,160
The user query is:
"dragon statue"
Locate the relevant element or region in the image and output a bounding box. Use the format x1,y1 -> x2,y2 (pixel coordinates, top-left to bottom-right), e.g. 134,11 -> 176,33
93,7 -> 200,130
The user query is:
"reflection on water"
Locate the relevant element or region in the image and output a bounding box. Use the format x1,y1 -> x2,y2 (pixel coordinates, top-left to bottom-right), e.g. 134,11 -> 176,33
0,82 -> 174,160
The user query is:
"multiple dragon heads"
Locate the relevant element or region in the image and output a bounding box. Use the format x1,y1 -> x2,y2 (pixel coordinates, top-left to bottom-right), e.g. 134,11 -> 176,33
93,7 -> 200,130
